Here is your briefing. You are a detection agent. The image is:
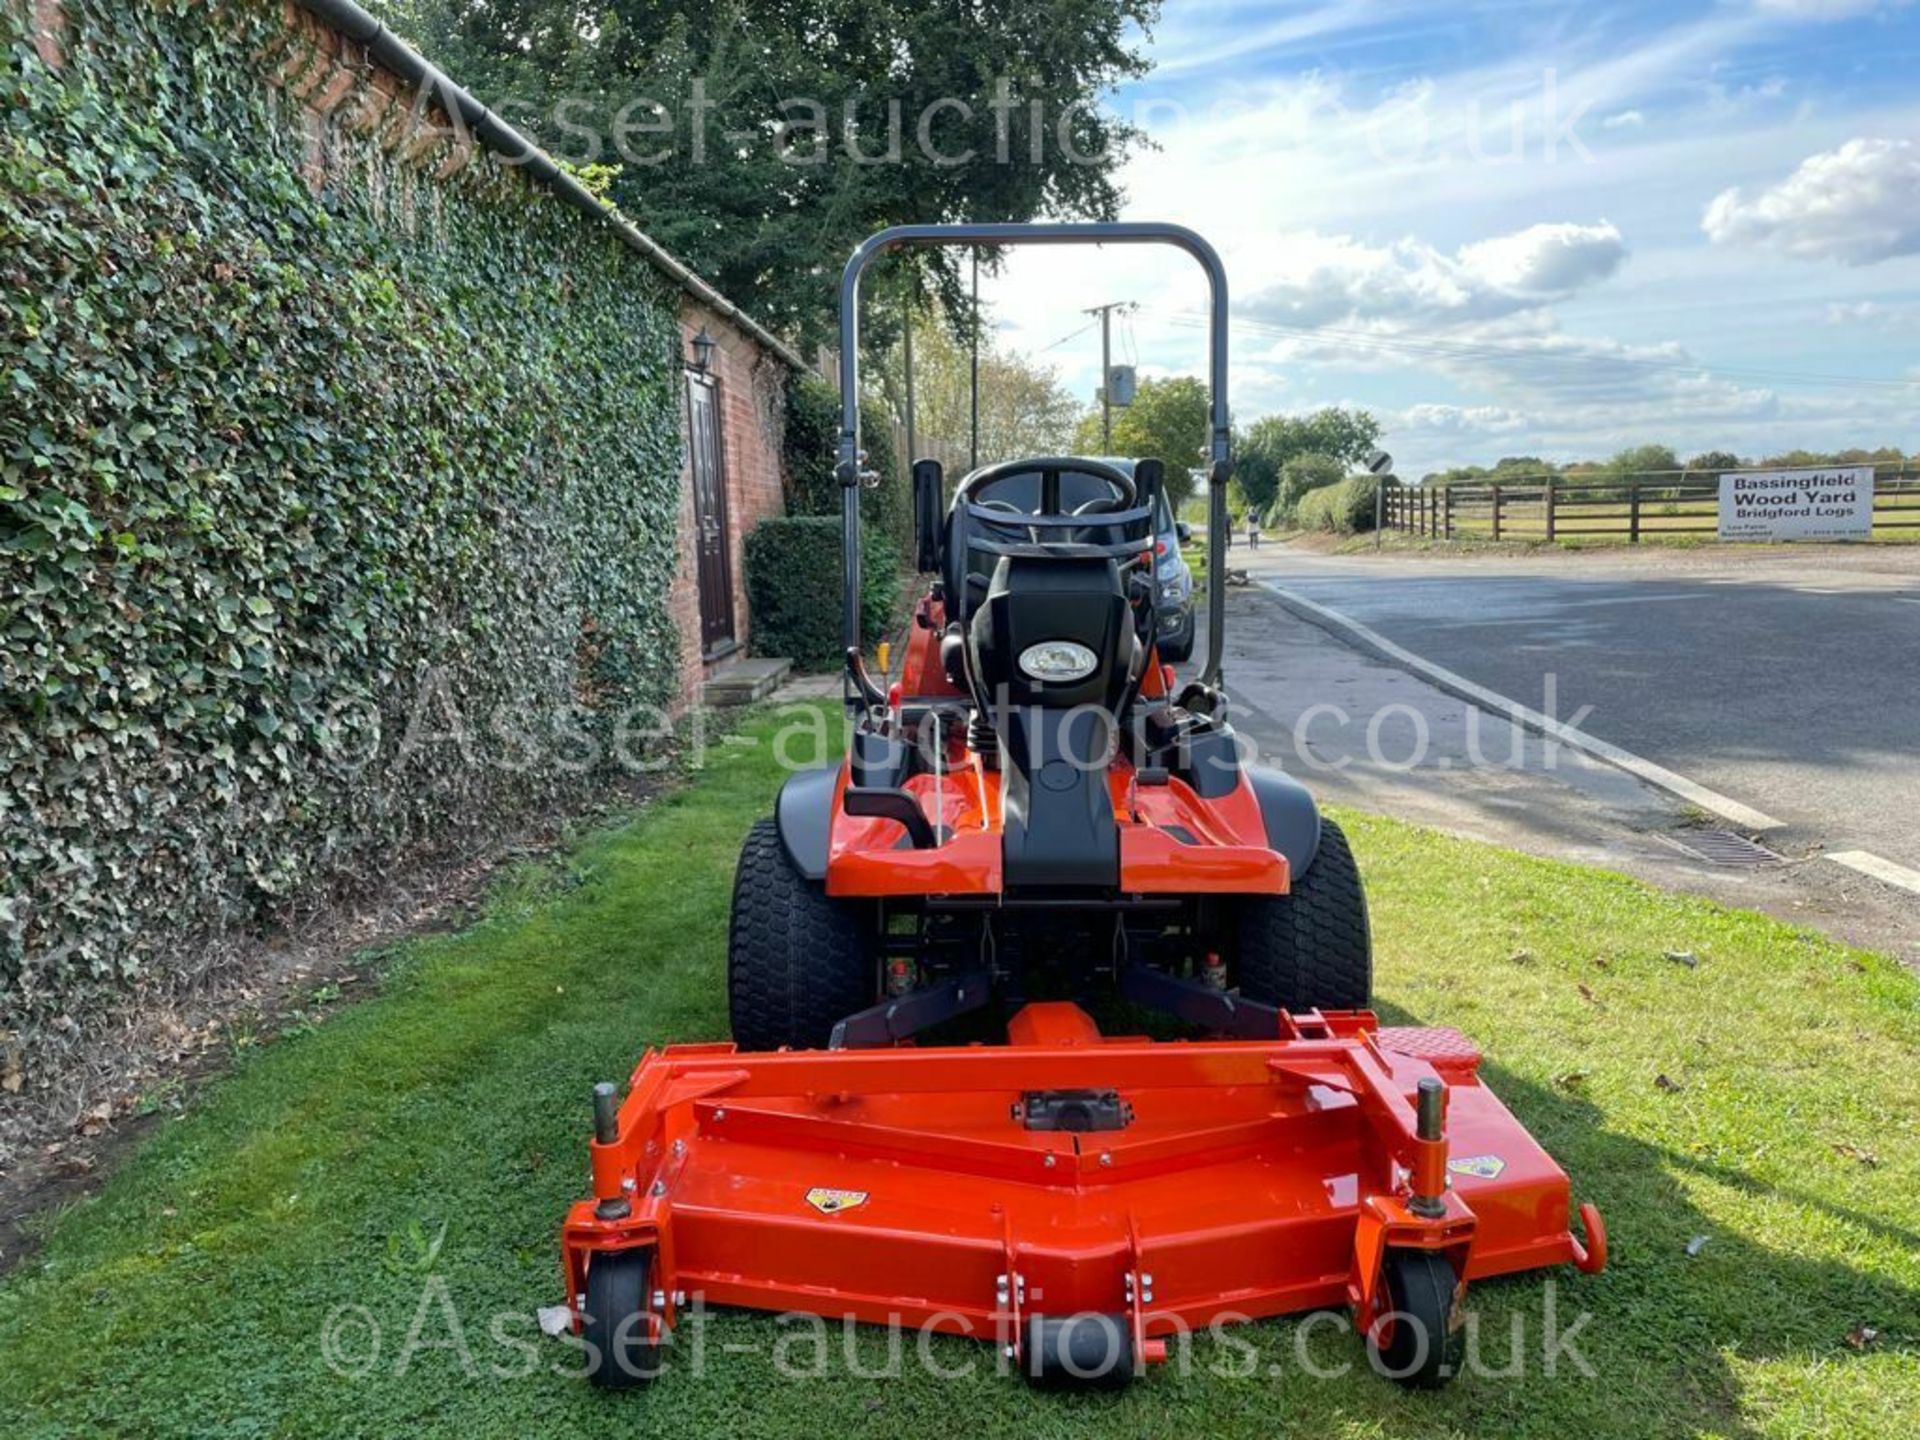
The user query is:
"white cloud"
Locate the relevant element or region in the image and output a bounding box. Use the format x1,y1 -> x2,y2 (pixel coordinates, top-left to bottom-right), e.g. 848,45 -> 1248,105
1602,110 -> 1646,130
1239,222 -> 1627,329
1751,0 -> 1896,19
1825,300 -> 1891,325
1703,137 -> 1920,263
1396,403 -> 1530,436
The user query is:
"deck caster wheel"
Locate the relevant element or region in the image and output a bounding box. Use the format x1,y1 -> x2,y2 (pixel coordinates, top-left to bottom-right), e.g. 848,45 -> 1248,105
1022,1313 -> 1137,1388
1367,1249 -> 1463,1390
583,1250 -> 662,1390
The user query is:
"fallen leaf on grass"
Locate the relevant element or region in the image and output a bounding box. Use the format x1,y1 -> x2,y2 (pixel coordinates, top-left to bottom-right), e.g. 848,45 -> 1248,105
537,1305 -> 575,1338
1685,1235 -> 1710,1258
1663,950 -> 1698,968
1554,1071 -> 1589,1092
1844,1324 -> 1879,1351
1654,1073 -> 1682,1092
1831,1143 -> 1880,1168
1577,983 -> 1603,1006
1508,948 -> 1534,965
77,1100 -> 112,1137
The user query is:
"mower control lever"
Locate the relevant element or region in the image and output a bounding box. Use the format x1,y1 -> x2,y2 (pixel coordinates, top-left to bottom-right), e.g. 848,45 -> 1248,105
842,786 -> 938,849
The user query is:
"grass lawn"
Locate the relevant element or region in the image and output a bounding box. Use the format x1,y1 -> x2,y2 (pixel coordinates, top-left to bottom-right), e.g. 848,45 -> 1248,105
1,704 -> 1915,1438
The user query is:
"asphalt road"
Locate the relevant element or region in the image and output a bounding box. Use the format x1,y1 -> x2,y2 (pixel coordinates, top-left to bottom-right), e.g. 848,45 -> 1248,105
1239,543 -> 1920,872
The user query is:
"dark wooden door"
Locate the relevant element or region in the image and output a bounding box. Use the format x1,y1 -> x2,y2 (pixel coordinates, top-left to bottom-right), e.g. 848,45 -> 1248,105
686,372 -> 736,656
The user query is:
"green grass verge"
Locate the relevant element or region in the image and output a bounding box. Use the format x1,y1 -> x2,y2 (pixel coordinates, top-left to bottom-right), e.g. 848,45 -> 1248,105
1,705 -> 1915,1437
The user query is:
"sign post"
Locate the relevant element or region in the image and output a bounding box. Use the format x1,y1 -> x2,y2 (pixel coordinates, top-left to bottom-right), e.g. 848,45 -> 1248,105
1718,467 -> 1874,542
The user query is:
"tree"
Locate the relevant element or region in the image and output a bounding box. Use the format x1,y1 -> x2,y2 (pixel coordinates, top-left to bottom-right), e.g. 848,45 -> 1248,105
1275,453 -> 1345,518
376,0 -> 1161,348
1235,407 -> 1382,513
1604,444 -> 1681,476
896,308 -> 1081,465
1684,450 -> 1742,474
1072,376 -> 1211,505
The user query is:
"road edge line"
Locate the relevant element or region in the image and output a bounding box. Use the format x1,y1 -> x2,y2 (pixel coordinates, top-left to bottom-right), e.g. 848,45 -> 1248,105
1257,579 -> 1786,833
1826,851 -> 1920,897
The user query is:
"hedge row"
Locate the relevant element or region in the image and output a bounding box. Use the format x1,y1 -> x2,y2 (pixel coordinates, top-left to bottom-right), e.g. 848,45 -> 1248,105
743,518 -> 900,671
751,373 -> 905,669
1,1 -> 691,1027
1295,474 -> 1383,534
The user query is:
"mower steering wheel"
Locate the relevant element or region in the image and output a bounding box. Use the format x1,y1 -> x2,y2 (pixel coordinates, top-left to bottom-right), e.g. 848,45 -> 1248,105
956,456 -> 1138,514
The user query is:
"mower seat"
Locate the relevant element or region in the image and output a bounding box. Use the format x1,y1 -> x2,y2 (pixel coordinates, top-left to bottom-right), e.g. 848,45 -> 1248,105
969,554 -> 1138,889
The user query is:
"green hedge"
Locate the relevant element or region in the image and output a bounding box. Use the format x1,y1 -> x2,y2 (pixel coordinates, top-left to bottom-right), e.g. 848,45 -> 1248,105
1296,474 -> 1382,534
744,517 -> 899,671
1,1 -> 693,1027
773,372 -> 904,664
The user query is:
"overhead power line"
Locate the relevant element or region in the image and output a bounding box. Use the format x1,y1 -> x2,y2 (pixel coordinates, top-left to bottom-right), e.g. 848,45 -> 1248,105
1151,308 -> 1920,392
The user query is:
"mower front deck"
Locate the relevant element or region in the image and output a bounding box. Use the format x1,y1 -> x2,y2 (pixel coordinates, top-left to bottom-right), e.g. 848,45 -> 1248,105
563,1003 -> 1604,1375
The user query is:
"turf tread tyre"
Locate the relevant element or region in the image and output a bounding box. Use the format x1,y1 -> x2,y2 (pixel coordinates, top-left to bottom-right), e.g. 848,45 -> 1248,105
1236,816 -> 1371,1010
728,818 -> 875,1051
583,1250 -> 660,1389
1368,1248 -> 1464,1389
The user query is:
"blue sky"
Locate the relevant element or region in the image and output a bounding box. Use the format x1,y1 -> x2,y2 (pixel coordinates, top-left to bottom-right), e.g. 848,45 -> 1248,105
984,0 -> 1920,477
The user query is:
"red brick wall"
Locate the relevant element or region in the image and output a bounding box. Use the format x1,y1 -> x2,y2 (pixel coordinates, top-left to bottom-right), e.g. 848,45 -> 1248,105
667,303 -> 791,711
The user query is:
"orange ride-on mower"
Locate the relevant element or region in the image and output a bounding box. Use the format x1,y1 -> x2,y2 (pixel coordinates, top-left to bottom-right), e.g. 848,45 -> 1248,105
562,222 -> 1605,1391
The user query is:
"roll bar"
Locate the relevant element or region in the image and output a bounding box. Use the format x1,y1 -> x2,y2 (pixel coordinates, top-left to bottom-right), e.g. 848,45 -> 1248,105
835,222 -> 1234,689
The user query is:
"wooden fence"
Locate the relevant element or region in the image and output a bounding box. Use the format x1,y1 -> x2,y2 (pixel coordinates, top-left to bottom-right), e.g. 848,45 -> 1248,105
1382,468 -> 1920,543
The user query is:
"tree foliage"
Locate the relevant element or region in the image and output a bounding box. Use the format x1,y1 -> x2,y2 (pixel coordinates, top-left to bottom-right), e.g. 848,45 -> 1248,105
1072,375 -> 1211,505
375,0 -> 1161,348
1235,407 -> 1382,513
894,307 -> 1081,468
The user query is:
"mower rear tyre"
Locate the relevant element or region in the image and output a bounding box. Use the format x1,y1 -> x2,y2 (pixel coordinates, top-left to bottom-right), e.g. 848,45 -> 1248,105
729,818 -> 877,1051
583,1250 -> 660,1390
1367,1248 -> 1463,1389
1234,816 -> 1371,1010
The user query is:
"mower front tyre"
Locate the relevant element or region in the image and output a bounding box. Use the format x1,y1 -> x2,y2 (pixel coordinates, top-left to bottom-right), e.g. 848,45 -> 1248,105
1367,1248 -> 1464,1389
729,818 -> 877,1051
1234,815 -> 1371,1010
583,1250 -> 661,1390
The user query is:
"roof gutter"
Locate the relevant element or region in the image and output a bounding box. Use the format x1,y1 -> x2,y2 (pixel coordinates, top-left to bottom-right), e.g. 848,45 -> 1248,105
293,0 -> 808,373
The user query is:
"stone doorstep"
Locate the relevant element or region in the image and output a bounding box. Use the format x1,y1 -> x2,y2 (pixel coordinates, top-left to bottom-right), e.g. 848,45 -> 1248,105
701,655 -> 792,706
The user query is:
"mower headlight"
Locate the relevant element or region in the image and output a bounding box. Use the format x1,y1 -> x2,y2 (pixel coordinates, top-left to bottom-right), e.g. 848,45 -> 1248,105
1018,641 -> 1099,683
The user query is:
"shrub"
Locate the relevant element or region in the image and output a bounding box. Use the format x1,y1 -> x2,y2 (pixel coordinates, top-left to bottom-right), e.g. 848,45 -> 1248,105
784,374 -> 910,553
1274,453 -> 1346,521
1296,474 -> 1383,534
745,518 -> 899,670
775,375 -> 907,666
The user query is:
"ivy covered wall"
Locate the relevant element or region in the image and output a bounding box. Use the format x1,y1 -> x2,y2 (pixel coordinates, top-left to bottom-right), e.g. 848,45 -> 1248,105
1,0 -> 702,1030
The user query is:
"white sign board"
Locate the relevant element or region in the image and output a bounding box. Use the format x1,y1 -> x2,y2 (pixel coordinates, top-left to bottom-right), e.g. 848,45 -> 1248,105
1718,467 -> 1874,542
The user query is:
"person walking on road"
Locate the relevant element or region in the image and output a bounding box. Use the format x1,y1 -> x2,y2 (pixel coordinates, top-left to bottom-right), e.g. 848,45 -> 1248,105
1246,509 -> 1262,550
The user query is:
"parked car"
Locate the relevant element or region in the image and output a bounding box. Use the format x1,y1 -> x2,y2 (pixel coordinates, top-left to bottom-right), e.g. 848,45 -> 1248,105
1153,490 -> 1196,661
1070,457 -> 1195,662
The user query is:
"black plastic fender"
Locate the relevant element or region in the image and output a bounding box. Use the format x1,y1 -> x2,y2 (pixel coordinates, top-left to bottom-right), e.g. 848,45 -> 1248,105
1246,766 -> 1323,879
774,763 -> 840,881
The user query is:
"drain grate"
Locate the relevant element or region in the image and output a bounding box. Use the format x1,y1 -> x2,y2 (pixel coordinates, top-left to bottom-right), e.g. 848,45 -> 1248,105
1657,829 -> 1784,867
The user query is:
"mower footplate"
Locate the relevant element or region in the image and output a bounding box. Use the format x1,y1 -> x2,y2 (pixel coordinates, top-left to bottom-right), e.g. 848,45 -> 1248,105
562,1003 -> 1603,1377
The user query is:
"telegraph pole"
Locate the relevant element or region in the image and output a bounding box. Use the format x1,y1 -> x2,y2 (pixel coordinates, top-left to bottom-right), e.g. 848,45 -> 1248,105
1084,301 -> 1134,450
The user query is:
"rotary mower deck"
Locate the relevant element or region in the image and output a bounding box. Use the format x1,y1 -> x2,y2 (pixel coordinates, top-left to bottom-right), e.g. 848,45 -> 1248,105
563,1001 -> 1604,1385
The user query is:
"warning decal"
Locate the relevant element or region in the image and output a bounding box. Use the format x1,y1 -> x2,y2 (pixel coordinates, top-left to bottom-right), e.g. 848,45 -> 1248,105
804,1187 -> 869,1214
1447,1154 -> 1507,1180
